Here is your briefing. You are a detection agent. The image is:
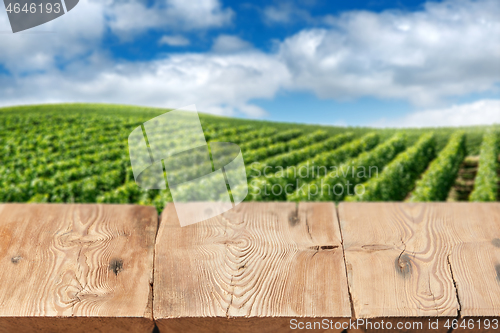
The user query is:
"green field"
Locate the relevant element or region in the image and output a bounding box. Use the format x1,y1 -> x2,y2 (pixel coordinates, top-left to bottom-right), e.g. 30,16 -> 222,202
0,103 -> 497,212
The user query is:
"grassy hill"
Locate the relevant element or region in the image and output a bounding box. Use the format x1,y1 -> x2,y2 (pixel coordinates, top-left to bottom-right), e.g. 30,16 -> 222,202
0,103 -> 497,211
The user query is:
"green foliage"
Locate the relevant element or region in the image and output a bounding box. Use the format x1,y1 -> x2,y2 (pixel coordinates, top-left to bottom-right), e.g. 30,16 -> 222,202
289,133 -> 407,201
346,132 -> 436,201
246,132 -> 378,201
410,132 -> 466,202
240,129 -> 300,151
213,128 -> 277,145
244,130 -> 327,170
203,125 -> 254,141
264,132 -> 354,170
287,132 -> 380,182
0,104 -> 497,211
245,132 -> 355,200
470,131 -> 499,202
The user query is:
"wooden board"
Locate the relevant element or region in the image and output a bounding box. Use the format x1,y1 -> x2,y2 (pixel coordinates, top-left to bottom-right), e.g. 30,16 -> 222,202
154,202 -> 351,333
0,203 -> 157,333
439,203 -> 500,333
1,202 -> 498,332
339,202 -> 500,333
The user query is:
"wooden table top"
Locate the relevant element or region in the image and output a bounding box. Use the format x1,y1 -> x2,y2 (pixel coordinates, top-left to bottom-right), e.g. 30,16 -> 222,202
1,202 -> 499,333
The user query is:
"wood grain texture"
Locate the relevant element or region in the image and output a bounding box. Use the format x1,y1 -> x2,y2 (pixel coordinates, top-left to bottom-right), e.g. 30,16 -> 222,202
0,203 -> 157,333
339,202 -> 500,333
339,202 -> 458,332
439,203 -> 500,332
154,202 -> 351,333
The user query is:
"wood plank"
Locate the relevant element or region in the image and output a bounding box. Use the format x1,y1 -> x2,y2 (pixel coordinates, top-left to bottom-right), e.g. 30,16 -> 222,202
439,203 -> 500,333
339,202 -> 500,333
0,203 -> 157,333
339,202 -> 458,332
154,202 -> 351,333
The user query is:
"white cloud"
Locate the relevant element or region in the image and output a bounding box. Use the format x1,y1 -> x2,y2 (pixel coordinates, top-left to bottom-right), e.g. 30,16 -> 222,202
0,0 -> 106,72
159,35 -> 190,46
263,3 -> 312,24
279,0 -> 500,106
0,52 -> 289,117
0,0 -> 499,122
107,0 -> 233,38
372,99 -> 500,127
211,35 -> 252,53
0,0 -> 231,69
0,0 -> 269,118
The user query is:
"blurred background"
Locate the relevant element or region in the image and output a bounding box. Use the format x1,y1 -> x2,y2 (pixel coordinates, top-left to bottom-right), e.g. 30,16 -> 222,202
1,0 -> 499,207
1,0 -> 499,127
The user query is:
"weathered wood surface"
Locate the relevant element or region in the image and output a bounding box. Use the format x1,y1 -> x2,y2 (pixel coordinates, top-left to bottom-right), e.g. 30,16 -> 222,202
1,202 -> 499,332
0,203 -> 157,333
154,202 -> 351,333
339,202 -> 500,333
441,203 -> 500,318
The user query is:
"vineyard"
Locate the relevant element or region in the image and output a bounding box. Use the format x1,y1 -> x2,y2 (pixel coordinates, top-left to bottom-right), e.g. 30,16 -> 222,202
0,104 -> 497,213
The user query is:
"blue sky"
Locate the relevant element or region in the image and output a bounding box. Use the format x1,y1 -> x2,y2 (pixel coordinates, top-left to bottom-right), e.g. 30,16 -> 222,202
0,0 -> 499,127
107,0 -> 430,61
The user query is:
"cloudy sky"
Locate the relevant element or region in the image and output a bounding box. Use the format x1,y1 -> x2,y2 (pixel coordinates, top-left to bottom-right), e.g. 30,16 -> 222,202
0,0 -> 499,127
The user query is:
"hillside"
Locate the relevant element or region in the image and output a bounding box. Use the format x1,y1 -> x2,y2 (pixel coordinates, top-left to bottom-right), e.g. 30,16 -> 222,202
0,103 -> 497,211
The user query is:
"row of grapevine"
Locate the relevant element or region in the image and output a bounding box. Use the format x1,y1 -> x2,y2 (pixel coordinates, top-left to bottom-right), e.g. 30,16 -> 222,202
161,129 -> 302,175
289,133 -> 407,201
1,161 -> 128,203
1,146 -> 129,184
0,115 -> 222,167
2,140 -> 127,170
258,132 -> 354,170
46,169 -> 124,203
284,132 -> 380,183
409,132 -> 466,202
212,127 -> 276,144
151,132 -> 353,203
204,125 -> 254,141
1,105 -> 498,209
469,131 -> 498,201
1,126 -> 129,167
239,129 -> 301,151
165,127 -> 277,175
247,132 -> 379,200
243,130 -> 327,166
0,110 -> 259,207
346,132 -> 436,201
96,181 -> 145,204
